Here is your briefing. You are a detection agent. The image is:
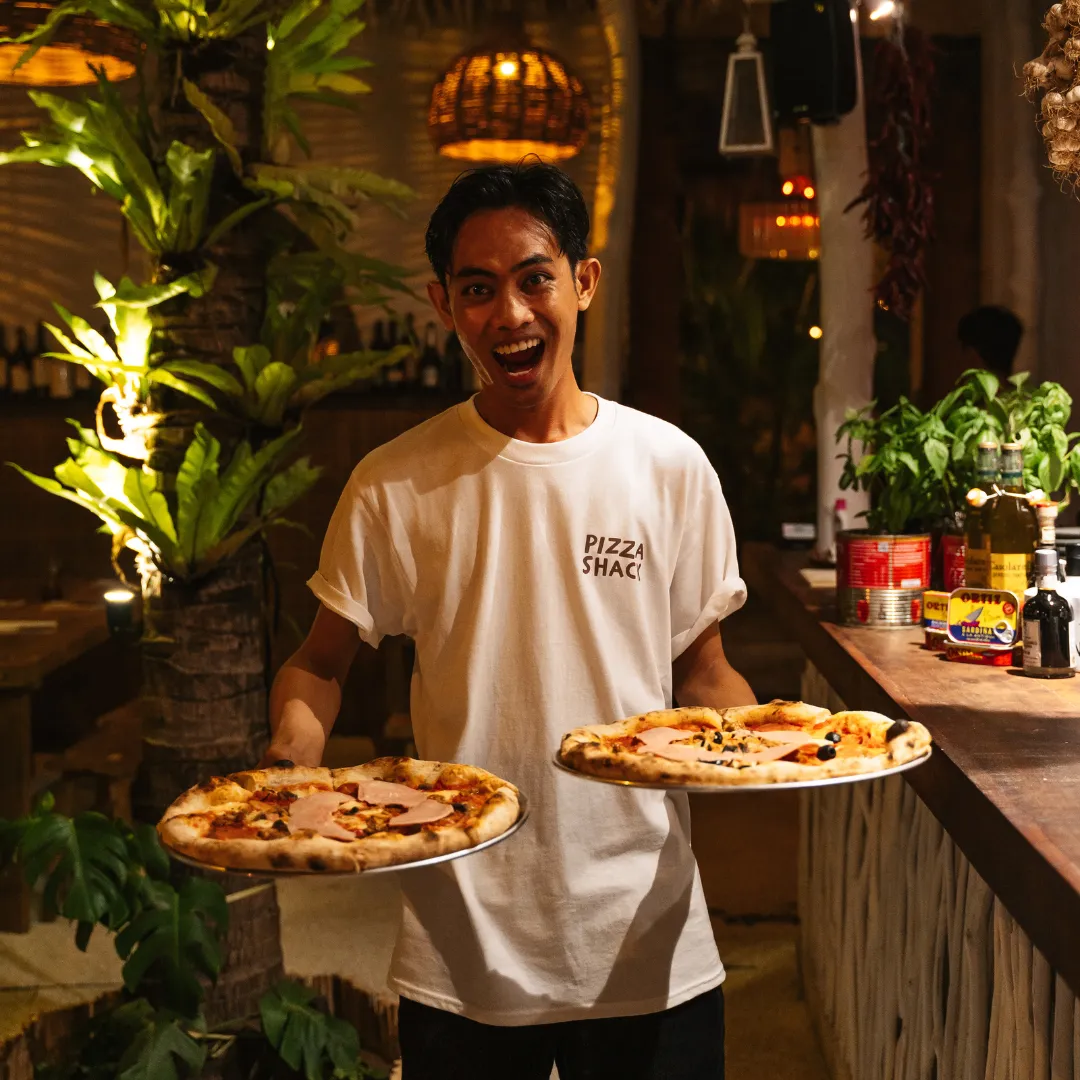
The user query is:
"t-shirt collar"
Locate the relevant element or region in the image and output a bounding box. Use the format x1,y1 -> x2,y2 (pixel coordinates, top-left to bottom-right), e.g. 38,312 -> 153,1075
457,393 -> 616,465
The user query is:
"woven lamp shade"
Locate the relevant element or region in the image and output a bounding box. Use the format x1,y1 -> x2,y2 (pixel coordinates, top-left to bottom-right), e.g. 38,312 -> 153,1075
428,38 -> 590,163
0,1 -> 138,85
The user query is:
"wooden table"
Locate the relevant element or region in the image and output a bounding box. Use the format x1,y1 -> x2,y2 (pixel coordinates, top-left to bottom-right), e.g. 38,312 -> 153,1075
0,587 -> 138,931
744,541 -> 1080,997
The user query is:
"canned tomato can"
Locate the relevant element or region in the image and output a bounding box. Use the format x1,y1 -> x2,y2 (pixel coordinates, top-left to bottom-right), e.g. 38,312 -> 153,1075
940,532 -> 965,590
836,531 -> 933,628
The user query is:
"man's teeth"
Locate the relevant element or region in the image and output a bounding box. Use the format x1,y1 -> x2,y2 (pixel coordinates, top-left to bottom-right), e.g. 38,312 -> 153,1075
493,338 -> 542,356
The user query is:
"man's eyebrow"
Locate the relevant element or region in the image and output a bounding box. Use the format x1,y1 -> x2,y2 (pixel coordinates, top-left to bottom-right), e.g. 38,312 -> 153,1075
451,254 -> 554,279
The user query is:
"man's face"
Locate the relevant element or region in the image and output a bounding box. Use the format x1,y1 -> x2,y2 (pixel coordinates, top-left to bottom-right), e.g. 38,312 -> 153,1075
428,206 -> 600,412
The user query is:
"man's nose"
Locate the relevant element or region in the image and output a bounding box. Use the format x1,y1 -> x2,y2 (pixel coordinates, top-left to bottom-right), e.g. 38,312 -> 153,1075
493,287 -> 533,330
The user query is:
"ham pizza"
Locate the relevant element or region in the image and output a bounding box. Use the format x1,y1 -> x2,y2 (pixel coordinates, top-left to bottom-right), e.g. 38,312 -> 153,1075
158,757 -> 522,873
557,701 -> 931,787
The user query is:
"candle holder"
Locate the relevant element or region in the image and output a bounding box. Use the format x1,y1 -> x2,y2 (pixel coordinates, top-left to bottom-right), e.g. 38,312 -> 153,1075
104,588 -> 139,638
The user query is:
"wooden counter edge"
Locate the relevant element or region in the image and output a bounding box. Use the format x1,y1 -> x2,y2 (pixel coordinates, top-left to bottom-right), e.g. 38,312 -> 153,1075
742,541 -> 1080,999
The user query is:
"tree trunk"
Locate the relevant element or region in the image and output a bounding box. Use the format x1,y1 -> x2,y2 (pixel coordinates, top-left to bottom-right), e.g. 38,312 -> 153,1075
134,543 -> 284,1023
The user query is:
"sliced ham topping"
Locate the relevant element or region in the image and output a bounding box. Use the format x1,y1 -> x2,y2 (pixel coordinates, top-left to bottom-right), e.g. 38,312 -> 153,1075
635,726 -> 697,749
634,724 -> 817,766
387,799 -> 453,827
286,790 -> 356,842
352,780 -> 429,808
720,741 -> 816,765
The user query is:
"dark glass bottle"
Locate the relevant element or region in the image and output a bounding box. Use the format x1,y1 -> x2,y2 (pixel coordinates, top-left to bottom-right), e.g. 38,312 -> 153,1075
419,321 -> 442,391
369,319 -> 389,391
385,318 -> 405,387
1023,548 -> 1076,678
9,327 -> 31,396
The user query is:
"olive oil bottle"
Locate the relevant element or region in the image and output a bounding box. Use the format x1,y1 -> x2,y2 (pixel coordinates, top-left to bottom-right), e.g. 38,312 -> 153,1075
1022,548 -> 1075,678
963,441 -> 999,588
984,442 -> 1037,596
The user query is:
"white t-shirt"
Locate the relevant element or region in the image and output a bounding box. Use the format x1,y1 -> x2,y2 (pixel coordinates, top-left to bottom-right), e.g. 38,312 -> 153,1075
308,394 -> 747,1026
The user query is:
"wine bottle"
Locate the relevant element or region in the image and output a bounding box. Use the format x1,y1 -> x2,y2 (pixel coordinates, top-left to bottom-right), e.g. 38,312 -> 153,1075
0,322 -> 10,397
1022,548 -> 1076,678
402,312 -> 419,386
9,327 -> 31,396
385,318 -> 405,386
370,319 -> 389,391
963,441 -> 999,588
30,322 -> 51,398
420,322 -> 442,391
984,442 -> 1037,597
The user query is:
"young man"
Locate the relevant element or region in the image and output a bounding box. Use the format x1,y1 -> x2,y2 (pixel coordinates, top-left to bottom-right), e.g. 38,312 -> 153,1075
265,162 -> 755,1079
957,305 -> 1024,381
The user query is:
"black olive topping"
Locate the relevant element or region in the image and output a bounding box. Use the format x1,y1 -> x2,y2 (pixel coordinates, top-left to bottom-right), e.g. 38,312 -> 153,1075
272,759 -> 295,768
453,803 -> 467,813
885,719 -> 911,741
825,732 -> 841,744
816,744 -> 837,761
344,806 -> 360,815
271,819 -> 289,833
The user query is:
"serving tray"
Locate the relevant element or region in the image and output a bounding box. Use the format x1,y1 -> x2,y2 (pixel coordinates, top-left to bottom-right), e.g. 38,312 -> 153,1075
163,794 -> 530,878
552,751 -> 932,794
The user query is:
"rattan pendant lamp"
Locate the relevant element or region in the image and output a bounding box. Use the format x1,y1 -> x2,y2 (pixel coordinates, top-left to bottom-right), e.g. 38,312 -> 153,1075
428,11 -> 590,164
0,1 -> 138,86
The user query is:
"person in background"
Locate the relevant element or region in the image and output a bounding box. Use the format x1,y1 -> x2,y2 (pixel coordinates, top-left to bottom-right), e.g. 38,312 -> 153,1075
957,306 -> 1024,381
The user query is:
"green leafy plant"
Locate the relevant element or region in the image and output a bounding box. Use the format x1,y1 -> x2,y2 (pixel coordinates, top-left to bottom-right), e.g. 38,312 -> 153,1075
838,369 -> 1080,534
10,421 -> 319,578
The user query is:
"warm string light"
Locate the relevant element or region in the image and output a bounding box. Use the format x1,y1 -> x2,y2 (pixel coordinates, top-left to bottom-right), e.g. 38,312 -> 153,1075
869,0 -> 897,20
809,325 -> 824,340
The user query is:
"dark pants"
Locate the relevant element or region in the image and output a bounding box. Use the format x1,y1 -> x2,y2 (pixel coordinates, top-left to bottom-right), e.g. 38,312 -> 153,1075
398,987 -> 725,1080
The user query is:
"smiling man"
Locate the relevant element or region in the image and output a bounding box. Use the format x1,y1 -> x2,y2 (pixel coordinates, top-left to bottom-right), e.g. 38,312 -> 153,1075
265,162 -> 755,1079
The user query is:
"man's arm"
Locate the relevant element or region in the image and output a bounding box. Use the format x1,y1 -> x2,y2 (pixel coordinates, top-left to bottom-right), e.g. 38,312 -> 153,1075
672,623 -> 757,708
261,604 -> 362,767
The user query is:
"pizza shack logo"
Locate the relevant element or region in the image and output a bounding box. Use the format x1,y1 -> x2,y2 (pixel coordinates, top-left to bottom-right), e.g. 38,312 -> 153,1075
582,534 -> 644,580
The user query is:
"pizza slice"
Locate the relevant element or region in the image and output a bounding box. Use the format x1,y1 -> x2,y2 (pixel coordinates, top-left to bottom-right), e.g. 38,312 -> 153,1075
557,701 -> 931,786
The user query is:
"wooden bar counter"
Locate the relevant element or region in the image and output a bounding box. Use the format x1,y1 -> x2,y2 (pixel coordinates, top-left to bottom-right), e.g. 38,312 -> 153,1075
744,542 -> 1080,1080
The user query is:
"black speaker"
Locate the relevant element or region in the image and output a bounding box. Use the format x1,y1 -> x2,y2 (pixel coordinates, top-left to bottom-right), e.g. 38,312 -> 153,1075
770,0 -> 859,124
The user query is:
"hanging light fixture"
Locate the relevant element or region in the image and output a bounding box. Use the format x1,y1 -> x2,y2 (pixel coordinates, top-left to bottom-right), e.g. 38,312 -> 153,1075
0,2 -> 138,86
718,8 -> 774,157
428,14 -> 590,164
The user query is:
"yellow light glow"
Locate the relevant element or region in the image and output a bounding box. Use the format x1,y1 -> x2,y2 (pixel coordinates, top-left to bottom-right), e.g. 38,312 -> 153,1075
778,249 -> 789,259
437,138 -> 582,163
809,248 -> 820,258
776,215 -> 787,227
104,589 -> 135,604
809,326 -> 824,340
0,43 -> 135,85
803,185 -> 816,199
496,59 -> 519,77
803,214 -> 815,227
869,0 -> 896,20
782,181 -> 795,196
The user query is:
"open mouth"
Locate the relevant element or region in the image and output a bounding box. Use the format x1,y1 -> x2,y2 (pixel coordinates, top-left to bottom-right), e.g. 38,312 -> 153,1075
492,337 -> 545,383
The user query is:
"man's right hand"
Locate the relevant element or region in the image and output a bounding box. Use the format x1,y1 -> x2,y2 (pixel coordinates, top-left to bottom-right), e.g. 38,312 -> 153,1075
263,604 -> 362,769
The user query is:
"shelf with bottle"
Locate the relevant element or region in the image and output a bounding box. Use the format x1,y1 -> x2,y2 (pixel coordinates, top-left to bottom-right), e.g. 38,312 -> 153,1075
0,318 -> 97,406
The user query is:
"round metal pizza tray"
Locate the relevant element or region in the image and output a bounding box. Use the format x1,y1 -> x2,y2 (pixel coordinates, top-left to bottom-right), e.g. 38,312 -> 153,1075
551,750 -> 933,793
162,793 -> 530,879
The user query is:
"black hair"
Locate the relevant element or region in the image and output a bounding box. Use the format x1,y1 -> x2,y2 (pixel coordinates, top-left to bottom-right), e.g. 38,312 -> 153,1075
425,160 -> 590,287
957,306 -> 1024,380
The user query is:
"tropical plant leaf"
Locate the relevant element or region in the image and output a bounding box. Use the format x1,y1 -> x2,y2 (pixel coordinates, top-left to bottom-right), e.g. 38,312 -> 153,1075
261,456 -> 321,516
176,424 -> 221,564
161,360 -> 243,398
182,80 -> 242,176
117,1016 -> 207,1080
203,194 -> 271,248
252,361 -> 298,425
260,979 -> 363,1080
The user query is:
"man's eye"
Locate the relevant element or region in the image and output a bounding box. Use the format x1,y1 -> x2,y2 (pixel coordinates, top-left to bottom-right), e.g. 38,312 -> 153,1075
525,273 -> 552,287
463,284 -> 489,298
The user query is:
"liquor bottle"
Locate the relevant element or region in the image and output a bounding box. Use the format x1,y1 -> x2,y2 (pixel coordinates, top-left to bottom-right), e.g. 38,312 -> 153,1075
963,441 -> 999,589
984,442 -> 1037,597
385,317 -> 405,387
1022,548 -> 1076,678
9,327 -> 31,396
30,322 -> 51,398
0,322 -> 9,397
369,319 -> 389,391
402,313 -> 420,386
419,321 -> 442,391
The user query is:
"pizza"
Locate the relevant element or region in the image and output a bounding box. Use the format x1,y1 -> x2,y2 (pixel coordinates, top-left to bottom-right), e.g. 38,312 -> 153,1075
557,701 -> 932,787
157,757 -> 522,873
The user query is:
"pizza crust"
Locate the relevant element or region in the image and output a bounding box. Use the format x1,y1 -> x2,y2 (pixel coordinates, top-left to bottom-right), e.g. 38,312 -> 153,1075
158,756 -> 522,873
557,701 -> 932,787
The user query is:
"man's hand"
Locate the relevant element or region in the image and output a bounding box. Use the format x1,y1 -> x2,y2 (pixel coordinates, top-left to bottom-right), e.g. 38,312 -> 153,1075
672,623 -> 756,709
261,604 -> 362,767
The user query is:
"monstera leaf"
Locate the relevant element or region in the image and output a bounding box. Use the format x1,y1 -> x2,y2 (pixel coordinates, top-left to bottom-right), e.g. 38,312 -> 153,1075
260,980 -> 380,1080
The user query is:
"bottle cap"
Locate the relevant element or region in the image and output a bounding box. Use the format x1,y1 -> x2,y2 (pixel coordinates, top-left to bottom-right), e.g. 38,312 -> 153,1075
1067,543 -> 1080,578
1035,547 -> 1060,576
977,440 -> 999,451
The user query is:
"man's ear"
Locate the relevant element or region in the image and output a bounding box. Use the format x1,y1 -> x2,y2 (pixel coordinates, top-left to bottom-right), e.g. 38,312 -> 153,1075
427,280 -> 455,331
574,258 -> 602,311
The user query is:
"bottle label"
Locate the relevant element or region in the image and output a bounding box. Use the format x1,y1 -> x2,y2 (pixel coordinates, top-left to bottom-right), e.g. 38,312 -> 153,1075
989,553 -> 1032,594
1023,619 -> 1042,669
964,546 -> 989,589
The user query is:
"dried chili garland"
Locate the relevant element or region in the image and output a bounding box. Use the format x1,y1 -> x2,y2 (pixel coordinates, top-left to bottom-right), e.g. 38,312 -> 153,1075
847,27 -> 935,321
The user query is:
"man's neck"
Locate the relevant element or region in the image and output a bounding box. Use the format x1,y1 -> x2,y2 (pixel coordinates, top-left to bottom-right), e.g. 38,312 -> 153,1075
474,380 -> 599,444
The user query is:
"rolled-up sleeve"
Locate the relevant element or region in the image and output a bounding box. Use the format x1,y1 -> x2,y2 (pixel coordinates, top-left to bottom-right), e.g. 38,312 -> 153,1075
307,474 -> 406,649
669,465 -> 747,660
